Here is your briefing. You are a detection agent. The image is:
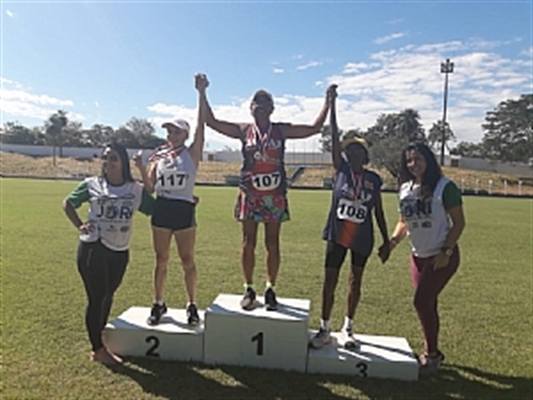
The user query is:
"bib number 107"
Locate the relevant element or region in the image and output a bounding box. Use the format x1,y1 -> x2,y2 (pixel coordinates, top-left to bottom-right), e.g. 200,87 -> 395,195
252,173 -> 280,191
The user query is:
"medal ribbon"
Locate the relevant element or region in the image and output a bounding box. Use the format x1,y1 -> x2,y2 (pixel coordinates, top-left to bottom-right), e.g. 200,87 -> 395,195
148,144 -> 186,163
350,170 -> 364,201
252,123 -> 272,156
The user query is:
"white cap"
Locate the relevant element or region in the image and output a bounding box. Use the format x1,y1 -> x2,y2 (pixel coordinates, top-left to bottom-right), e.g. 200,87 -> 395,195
162,118 -> 190,134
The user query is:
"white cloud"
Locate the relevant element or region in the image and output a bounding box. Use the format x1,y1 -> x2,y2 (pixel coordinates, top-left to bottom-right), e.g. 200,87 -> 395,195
373,32 -> 406,45
147,34 -> 528,151
94,101 -> 100,108
386,18 -> 404,25
322,39 -> 531,145
521,46 -> 533,57
273,67 -> 284,74
0,79 -> 85,122
296,61 -> 322,71
342,62 -> 378,74
5,10 -> 14,18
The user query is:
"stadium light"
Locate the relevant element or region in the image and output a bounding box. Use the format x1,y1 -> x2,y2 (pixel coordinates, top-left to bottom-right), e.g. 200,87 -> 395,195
440,58 -> 454,166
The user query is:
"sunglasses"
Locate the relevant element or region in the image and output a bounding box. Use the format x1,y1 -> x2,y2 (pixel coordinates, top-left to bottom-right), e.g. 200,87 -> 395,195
101,154 -> 119,162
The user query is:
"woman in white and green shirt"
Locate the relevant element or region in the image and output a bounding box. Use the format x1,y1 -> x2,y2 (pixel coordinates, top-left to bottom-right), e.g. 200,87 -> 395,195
389,142 -> 465,376
63,142 -> 153,365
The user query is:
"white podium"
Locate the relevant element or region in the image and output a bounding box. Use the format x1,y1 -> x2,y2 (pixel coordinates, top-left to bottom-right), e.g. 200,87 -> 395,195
203,294 -> 310,372
104,306 -> 204,362
307,331 -> 418,381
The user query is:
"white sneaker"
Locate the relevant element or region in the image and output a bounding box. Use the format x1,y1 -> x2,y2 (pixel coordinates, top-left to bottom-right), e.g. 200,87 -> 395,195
341,328 -> 359,349
309,328 -> 332,349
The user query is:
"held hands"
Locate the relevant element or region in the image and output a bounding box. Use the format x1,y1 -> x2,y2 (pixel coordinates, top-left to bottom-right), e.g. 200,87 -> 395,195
378,241 -> 391,264
326,84 -> 338,105
195,73 -> 209,92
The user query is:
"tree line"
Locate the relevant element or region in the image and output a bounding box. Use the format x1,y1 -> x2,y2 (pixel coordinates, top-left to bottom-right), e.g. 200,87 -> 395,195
0,114 -> 167,155
319,93 -> 532,178
1,94 -> 531,175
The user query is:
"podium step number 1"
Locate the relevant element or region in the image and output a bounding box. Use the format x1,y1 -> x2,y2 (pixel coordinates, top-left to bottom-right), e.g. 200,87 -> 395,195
203,294 -> 310,372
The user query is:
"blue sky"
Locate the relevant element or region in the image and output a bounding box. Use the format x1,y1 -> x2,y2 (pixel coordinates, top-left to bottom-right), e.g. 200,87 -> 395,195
1,1 -> 531,151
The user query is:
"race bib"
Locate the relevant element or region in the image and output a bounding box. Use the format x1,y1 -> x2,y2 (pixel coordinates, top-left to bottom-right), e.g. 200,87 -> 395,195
156,169 -> 187,191
336,198 -> 368,223
251,172 -> 281,191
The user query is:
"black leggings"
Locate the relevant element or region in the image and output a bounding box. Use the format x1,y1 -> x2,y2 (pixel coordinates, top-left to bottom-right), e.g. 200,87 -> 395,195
77,241 -> 128,351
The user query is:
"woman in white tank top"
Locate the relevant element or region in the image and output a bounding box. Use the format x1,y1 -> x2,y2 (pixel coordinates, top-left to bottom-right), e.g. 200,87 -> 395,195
388,142 -> 465,376
134,74 -> 207,327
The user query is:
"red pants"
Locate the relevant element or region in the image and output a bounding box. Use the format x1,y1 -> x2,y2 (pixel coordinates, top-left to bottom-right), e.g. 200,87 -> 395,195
410,247 -> 460,354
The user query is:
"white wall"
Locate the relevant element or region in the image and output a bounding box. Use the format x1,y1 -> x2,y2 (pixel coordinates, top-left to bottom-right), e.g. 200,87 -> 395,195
3,143 -> 532,177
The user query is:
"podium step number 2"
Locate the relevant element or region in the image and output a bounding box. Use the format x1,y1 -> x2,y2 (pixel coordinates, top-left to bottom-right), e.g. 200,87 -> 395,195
104,306 -> 205,362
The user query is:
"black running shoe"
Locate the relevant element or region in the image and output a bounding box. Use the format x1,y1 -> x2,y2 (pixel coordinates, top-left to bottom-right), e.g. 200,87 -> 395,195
147,302 -> 167,326
240,287 -> 256,310
187,303 -> 200,326
264,287 -> 278,311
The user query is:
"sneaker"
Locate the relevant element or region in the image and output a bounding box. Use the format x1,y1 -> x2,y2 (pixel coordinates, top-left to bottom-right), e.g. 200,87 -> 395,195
418,351 -> 445,375
240,287 -> 256,310
341,328 -> 359,350
309,328 -> 332,349
186,303 -> 200,326
147,302 -> 167,326
264,287 -> 278,311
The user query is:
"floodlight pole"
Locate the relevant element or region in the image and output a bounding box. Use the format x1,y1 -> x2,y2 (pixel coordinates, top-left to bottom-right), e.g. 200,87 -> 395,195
440,58 -> 454,166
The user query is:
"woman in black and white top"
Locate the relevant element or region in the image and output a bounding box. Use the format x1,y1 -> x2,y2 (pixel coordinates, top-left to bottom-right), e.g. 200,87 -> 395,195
63,142 -> 153,365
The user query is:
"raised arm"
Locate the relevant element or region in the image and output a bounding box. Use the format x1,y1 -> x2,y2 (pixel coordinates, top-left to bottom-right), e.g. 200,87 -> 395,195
189,73 -> 208,168
329,85 -> 342,170
200,75 -> 243,139
282,84 -> 337,139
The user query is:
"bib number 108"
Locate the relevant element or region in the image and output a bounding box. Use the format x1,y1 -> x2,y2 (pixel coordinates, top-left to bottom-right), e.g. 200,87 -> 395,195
337,199 -> 367,223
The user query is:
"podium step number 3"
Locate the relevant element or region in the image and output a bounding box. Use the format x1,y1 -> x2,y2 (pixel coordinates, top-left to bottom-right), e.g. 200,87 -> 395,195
104,306 -> 204,362
307,331 -> 419,381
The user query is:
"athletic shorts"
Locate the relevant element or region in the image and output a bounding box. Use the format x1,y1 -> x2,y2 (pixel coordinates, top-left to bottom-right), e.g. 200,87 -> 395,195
234,189 -> 290,223
324,241 -> 369,269
151,197 -> 196,231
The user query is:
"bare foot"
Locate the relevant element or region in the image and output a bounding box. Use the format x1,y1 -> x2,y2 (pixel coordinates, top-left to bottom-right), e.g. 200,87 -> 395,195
90,347 -> 122,365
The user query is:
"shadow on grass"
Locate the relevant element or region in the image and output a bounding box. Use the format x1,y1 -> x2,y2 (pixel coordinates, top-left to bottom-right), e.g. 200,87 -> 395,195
108,358 -> 346,400
323,363 -> 532,400
109,358 -> 532,400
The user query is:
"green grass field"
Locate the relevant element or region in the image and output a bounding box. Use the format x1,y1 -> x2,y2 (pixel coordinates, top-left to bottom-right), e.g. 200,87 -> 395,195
1,178 -> 532,400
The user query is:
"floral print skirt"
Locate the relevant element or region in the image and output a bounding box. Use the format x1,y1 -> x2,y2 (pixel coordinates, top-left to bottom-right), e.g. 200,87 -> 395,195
234,189 -> 290,223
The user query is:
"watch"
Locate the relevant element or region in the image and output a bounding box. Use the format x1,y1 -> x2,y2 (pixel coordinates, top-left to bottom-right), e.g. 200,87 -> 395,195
441,247 -> 453,257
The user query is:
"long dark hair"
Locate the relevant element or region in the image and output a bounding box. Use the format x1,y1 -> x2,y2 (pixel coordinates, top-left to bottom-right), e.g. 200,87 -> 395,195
101,142 -> 134,183
399,142 -> 442,200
